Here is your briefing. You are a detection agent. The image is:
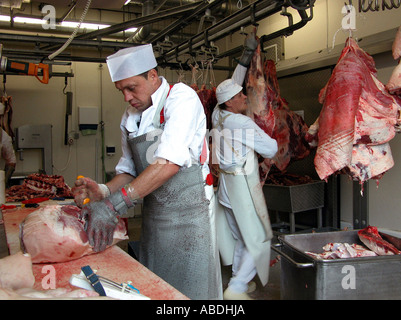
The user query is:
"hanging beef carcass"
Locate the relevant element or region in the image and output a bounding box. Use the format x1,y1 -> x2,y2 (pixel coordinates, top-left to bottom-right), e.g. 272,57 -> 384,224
20,205 -> 128,263
386,62 -> 401,95
309,38 -> 401,184
245,42 -> 310,181
386,27 -> 401,95
196,84 -> 217,130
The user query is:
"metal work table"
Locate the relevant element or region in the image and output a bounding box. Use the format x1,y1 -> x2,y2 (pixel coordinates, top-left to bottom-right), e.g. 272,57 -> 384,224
263,181 -> 325,233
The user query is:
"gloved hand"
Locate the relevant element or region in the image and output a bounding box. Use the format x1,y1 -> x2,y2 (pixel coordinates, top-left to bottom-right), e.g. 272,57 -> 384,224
238,31 -> 258,67
80,187 -> 135,252
72,176 -> 110,207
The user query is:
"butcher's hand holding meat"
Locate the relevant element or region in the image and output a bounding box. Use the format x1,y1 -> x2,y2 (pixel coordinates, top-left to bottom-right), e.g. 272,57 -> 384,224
238,31 -> 258,67
81,186 -> 135,252
72,176 -> 110,207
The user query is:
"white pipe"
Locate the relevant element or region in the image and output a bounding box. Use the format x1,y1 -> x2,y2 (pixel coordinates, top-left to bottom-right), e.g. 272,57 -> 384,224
48,0 -> 92,60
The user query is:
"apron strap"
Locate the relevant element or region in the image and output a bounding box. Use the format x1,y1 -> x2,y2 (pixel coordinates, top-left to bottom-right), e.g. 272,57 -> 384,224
159,84 -> 174,126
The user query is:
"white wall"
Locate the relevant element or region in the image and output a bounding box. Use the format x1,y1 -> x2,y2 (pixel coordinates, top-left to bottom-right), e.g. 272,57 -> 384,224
10,62 -> 126,187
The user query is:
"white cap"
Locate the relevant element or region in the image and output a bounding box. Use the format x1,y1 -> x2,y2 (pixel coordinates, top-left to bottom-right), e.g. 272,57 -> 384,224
216,79 -> 243,105
106,44 -> 157,82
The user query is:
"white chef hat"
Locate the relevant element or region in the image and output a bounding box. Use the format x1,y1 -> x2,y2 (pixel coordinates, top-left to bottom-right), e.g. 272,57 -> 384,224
106,44 -> 157,82
216,78 -> 243,105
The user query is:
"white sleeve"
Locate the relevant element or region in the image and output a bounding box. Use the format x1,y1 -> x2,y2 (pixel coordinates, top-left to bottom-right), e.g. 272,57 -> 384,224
232,64 -> 248,86
242,117 -> 278,159
154,84 -> 206,167
115,111 -> 138,177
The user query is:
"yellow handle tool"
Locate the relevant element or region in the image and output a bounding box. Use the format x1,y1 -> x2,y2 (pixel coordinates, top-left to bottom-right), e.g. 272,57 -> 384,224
76,175 -> 90,205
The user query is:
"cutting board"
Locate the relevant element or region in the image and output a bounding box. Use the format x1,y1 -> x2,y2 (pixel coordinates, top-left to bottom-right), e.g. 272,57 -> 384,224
2,204 -> 188,300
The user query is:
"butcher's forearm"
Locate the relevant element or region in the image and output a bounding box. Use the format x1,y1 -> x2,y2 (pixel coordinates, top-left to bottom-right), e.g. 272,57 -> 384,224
124,159 -> 180,200
106,173 -> 135,194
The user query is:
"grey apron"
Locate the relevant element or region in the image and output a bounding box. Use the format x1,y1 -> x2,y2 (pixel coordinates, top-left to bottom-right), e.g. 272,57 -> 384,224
127,105 -> 220,300
214,109 -> 273,286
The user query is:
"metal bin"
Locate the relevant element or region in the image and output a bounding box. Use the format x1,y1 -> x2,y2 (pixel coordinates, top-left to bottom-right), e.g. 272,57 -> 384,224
273,230 -> 401,299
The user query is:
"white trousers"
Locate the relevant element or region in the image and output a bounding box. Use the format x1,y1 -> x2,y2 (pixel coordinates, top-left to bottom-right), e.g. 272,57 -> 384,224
223,206 -> 257,293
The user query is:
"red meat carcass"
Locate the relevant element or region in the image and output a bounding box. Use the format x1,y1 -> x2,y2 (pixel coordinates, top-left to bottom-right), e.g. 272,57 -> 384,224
245,43 -> 310,181
311,38 -> 401,184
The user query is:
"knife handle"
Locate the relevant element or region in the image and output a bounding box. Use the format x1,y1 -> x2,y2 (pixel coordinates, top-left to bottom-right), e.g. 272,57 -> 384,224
77,175 -> 91,205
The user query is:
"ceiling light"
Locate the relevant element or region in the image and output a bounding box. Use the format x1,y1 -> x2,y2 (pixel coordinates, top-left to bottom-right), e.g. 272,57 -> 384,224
0,14 -> 137,33
60,21 -> 110,30
124,0 -> 131,5
0,15 -> 10,22
14,16 -> 43,24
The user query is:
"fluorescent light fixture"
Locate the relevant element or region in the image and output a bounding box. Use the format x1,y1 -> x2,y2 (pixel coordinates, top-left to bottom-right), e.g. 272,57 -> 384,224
124,0 -> 131,4
126,27 -> 138,32
14,16 -> 43,24
0,14 -> 138,33
0,15 -> 10,22
60,21 -> 110,30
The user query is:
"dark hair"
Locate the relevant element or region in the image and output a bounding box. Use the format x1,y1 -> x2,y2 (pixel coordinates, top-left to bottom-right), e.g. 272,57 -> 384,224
138,68 -> 158,79
219,103 -> 228,110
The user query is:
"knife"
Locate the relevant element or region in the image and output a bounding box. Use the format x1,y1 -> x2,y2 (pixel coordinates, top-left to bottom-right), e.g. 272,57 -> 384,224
76,175 -> 90,205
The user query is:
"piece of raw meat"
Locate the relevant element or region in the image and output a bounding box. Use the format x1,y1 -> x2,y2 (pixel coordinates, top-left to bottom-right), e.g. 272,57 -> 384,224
358,226 -> 400,255
20,205 -> 128,263
385,27 -> 401,96
7,173 -> 73,202
392,26 -> 401,60
245,43 -> 310,181
386,61 -> 401,95
305,242 -> 377,260
0,252 -> 35,290
0,287 -> 105,300
312,38 -> 401,183
245,42 -> 276,180
196,84 -> 217,130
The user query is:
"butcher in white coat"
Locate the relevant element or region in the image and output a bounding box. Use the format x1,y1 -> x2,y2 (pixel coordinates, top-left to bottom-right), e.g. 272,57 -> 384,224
72,44 -> 221,300
212,32 -> 278,300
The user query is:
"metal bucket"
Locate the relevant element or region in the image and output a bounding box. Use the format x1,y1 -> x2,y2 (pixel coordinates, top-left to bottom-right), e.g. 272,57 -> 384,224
272,230 -> 401,299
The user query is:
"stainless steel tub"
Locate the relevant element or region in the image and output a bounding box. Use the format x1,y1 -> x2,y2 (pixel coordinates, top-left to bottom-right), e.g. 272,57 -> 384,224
273,230 -> 401,300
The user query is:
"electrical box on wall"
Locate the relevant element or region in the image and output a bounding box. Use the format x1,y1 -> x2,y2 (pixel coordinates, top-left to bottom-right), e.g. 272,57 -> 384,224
106,145 -> 115,156
78,106 -> 99,136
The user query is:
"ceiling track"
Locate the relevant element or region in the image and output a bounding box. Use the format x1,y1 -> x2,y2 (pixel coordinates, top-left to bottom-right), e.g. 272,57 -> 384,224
158,0 -> 314,64
75,1 -> 205,40
0,0 -> 314,67
147,0 -> 227,44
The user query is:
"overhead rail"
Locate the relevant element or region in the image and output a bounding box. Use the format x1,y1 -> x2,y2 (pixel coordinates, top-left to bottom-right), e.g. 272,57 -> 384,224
147,0 -> 227,44
75,1 -> 205,40
158,0 -> 314,63
213,0 -> 314,61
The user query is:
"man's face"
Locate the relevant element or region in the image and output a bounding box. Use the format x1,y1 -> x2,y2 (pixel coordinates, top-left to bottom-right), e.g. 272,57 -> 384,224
226,91 -> 248,114
115,69 -> 160,112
